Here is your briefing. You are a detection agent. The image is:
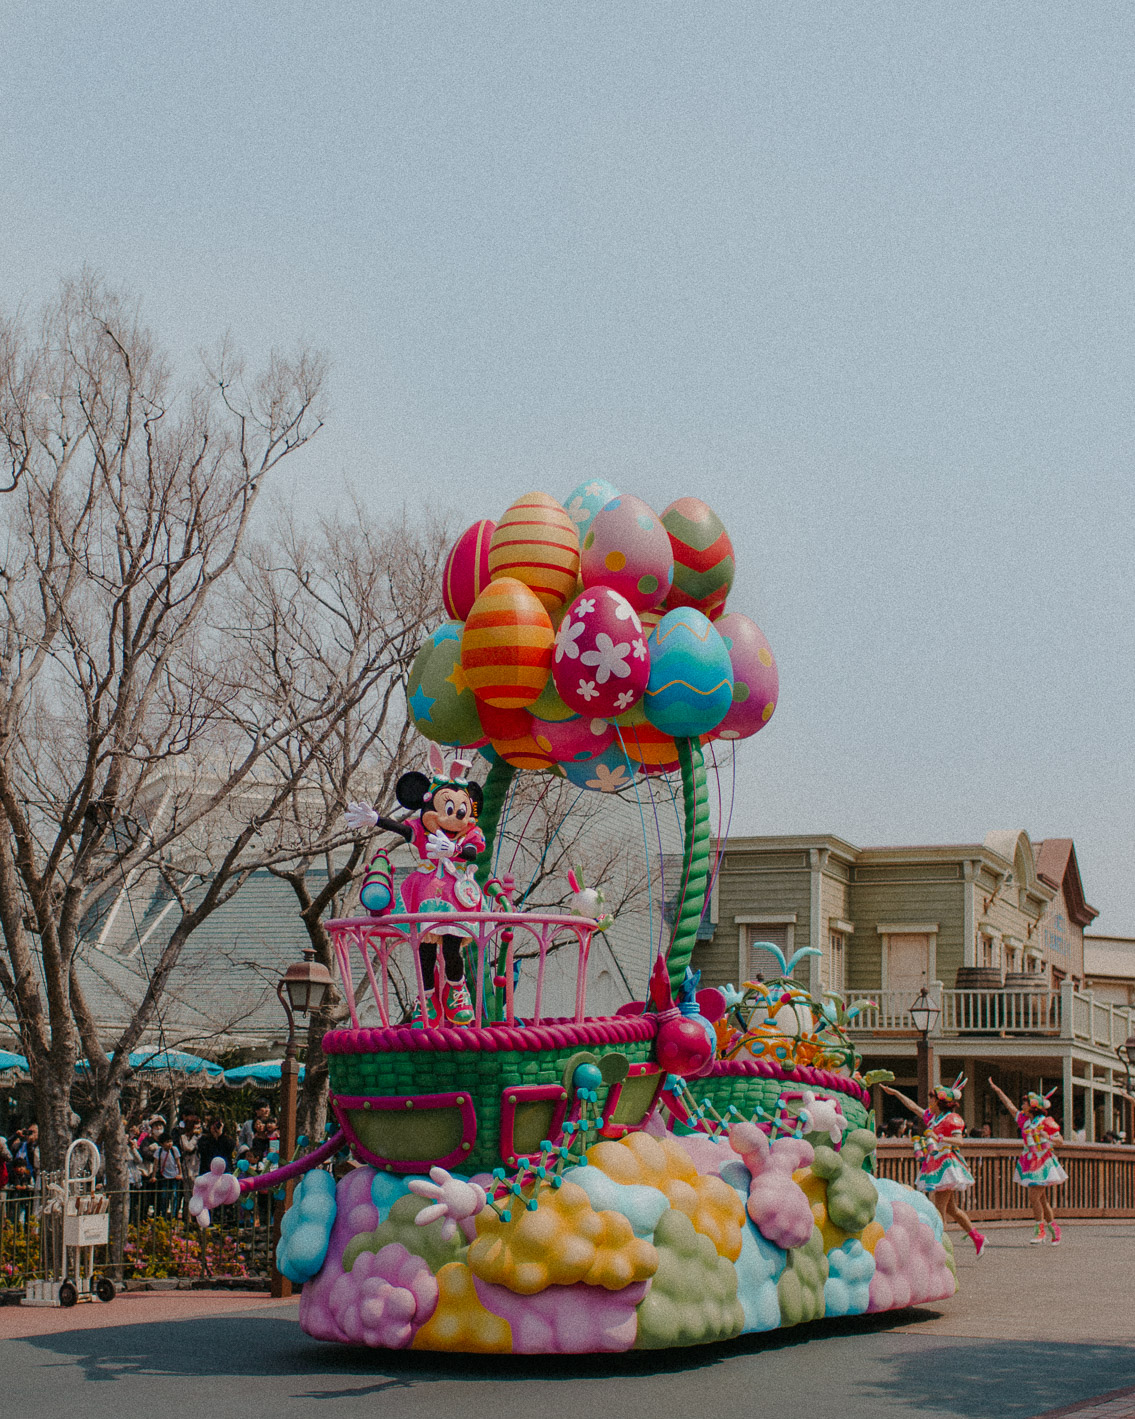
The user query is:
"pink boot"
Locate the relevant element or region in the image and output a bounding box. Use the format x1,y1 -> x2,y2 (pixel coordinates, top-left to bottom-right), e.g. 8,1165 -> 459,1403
971,1230 -> 987,1259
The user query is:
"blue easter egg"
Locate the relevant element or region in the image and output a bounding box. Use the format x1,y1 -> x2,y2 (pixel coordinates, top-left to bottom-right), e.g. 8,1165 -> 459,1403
562,478 -> 620,543
644,608 -> 734,738
562,740 -> 636,793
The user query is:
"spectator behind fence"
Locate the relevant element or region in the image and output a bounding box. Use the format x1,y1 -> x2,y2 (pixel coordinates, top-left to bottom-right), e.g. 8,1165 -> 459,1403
179,1114 -> 202,1222
199,1116 -> 234,1173
238,1097 -> 272,1154
155,1132 -> 182,1217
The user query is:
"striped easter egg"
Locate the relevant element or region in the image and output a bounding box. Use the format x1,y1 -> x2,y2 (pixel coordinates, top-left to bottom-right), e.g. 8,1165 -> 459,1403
442,519 -> 495,621
619,720 -> 682,773
488,492 -> 580,614
490,728 -> 562,772
660,498 -> 735,621
461,578 -> 554,710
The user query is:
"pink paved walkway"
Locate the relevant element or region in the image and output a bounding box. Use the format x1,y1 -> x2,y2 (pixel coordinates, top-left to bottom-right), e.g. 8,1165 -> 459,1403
1035,1387 -> 1135,1418
0,1289 -> 297,1339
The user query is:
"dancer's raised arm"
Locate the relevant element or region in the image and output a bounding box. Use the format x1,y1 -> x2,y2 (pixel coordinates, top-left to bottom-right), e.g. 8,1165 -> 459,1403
880,1084 -> 925,1120
988,1078 -> 1017,1115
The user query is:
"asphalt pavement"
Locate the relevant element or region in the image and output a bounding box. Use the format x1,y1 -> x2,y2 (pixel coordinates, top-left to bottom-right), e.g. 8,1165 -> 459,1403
1,1222 -> 1133,1419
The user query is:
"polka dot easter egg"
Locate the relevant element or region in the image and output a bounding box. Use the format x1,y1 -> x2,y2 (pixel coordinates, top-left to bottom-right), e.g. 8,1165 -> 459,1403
461,577 -> 554,710
660,498 -> 735,621
531,713 -> 615,764
551,586 -> 650,718
644,607 -> 734,738
488,492 -> 580,614
442,519 -> 495,621
407,622 -> 488,747
562,477 -> 619,543
712,612 -> 779,740
580,494 -> 673,611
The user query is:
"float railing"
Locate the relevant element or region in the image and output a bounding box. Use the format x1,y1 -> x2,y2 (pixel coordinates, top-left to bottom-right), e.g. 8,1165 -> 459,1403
324,912 -> 597,1030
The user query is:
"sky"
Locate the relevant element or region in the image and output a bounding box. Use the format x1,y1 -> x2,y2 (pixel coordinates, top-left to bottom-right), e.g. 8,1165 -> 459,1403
2,4 -> 1134,932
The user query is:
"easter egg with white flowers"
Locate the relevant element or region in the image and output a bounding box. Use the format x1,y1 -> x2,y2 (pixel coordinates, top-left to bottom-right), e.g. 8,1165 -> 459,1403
563,741 -> 636,793
551,586 -> 650,719
562,478 -> 620,543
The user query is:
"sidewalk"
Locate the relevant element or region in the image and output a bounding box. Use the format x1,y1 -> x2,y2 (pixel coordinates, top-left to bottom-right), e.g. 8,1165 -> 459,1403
0,1288 -> 297,1340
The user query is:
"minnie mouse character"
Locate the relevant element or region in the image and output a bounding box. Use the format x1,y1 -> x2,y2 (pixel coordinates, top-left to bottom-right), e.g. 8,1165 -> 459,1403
345,744 -> 484,1028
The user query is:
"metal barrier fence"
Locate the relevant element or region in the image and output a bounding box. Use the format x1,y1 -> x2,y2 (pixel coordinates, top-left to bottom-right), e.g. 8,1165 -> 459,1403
0,1187 -> 275,1289
876,1140 -> 1135,1220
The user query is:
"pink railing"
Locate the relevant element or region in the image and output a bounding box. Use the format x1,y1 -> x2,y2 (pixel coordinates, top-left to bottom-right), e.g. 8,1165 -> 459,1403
324,912 -> 597,1030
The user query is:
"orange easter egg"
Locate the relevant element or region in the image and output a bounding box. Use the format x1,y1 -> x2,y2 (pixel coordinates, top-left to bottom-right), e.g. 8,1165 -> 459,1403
488,493 -> 580,614
461,578 -> 554,710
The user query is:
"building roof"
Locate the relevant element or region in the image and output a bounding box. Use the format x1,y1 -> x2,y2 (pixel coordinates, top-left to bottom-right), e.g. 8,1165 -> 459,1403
1035,839 -> 1099,927
1084,934 -> 1135,983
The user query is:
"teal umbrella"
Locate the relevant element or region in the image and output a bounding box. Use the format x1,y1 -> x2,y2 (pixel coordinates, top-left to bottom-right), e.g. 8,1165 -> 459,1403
78,1049 -> 224,1082
0,1049 -> 29,1081
223,1060 -> 306,1088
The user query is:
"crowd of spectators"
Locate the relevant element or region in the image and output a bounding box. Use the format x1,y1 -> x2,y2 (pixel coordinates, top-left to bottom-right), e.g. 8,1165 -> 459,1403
0,1097 -> 281,1226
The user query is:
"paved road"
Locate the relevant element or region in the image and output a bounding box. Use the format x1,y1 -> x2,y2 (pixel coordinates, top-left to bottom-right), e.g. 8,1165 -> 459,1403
2,1223 -> 1133,1419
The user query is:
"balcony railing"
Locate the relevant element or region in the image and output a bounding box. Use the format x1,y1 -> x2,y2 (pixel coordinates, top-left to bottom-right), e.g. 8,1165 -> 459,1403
847,982 -> 1135,1051
876,1139 -> 1135,1219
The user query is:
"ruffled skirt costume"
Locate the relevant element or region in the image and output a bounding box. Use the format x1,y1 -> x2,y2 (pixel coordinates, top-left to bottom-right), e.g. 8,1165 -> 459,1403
397,817 -> 486,942
1015,1110 -> 1068,1187
915,1108 -> 975,1193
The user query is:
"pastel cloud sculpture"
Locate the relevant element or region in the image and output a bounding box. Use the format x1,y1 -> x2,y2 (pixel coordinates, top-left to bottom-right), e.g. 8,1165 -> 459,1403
327,1242 -> 438,1349
277,1168 -> 337,1284
474,1277 -> 649,1353
824,1239 -> 875,1318
728,1121 -> 815,1250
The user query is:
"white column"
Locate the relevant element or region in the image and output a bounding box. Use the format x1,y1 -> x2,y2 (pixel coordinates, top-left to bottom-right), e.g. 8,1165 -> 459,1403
808,848 -> 828,998
1062,1053 -> 1074,1139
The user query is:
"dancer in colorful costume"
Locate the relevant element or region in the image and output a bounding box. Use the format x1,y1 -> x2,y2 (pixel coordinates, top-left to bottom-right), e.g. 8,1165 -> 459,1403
882,1076 -> 986,1258
345,744 -> 484,1027
989,1078 -> 1066,1244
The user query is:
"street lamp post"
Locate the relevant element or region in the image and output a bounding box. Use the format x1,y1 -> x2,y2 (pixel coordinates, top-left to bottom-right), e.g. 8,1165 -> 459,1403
1115,1035 -> 1135,1144
271,947 -> 334,1300
910,988 -> 941,1109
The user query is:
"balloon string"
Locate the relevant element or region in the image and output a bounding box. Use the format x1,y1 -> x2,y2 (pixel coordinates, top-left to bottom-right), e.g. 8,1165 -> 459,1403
506,775 -> 554,877
515,787 -> 586,906
613,724 -> 654,992
630,724 -> 669,958
704,743 -> 737,911
492,772 -> 520,876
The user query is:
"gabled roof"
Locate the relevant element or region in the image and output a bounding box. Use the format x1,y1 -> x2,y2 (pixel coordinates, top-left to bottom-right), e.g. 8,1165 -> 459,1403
1035,839 -> 1098,927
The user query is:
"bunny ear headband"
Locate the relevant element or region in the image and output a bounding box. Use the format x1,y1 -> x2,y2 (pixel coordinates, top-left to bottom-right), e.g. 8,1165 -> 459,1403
932,1072 -> 967,1104
426,742 -> 473,790
1026,1086 -> 1058,1112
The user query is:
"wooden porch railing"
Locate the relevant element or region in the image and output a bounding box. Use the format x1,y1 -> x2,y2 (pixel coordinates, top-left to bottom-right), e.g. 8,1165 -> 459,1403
875,1140 -> 1135,1220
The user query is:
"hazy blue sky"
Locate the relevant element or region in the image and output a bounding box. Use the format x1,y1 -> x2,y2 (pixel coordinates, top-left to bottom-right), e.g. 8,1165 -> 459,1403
3,4 -> 1134,932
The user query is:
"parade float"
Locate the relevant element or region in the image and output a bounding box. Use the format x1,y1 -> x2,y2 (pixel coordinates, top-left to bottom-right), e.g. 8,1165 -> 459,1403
192,482 -> 957,1353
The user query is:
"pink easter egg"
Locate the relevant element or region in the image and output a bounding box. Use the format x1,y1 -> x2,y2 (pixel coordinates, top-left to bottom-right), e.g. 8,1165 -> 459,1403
531,714 -> 615,764
579,495 -> 674,611
552,586 -> 650,718
713,612 -> 779,740
442,519 -> 495,621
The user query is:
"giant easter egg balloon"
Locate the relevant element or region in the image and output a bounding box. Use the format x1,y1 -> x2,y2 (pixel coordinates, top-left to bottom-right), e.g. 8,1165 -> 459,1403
644,608 -> 734,738
476,702 -> 534,742
580,495 -> 674,611
563,741 -> 636,793
442,519 -> 495,621
408,622 -> 488,747
713,612 -> 779,740
531,714 -> 615,764
562,478 -> 619,543
488,493 -> 580,614
490,729 -> 561,772
620,721 -> 682,773
461,578 -> 554,710
661,498 -> 735,622
552,585 -> 650,718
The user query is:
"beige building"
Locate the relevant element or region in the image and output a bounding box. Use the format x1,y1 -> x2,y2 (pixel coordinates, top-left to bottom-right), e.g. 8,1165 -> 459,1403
696,831 -> 1134,1141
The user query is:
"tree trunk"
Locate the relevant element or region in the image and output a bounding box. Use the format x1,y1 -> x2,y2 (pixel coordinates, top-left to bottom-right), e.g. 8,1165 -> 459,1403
33,1049 -> 77,1174
98,1100 -> 130,1279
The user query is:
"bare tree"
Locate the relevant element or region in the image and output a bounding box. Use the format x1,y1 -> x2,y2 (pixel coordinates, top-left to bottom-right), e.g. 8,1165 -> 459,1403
0,274 -> 327,1171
